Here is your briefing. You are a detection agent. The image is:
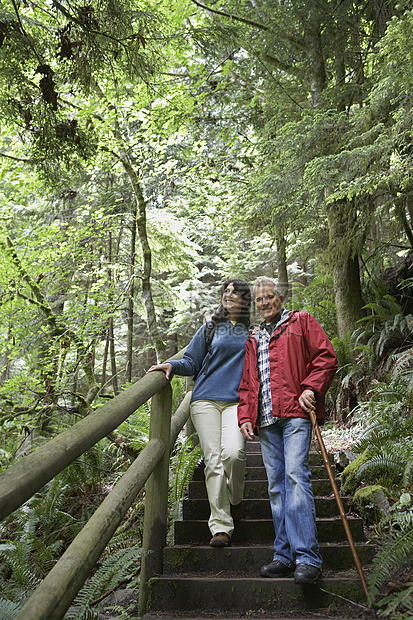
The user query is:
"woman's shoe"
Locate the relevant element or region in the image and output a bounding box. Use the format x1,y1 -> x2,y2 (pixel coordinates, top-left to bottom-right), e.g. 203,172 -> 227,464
209,532 -> 231,547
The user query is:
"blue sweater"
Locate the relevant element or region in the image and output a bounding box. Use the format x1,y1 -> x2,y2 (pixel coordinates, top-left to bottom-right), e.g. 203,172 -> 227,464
168,319 -> 249,402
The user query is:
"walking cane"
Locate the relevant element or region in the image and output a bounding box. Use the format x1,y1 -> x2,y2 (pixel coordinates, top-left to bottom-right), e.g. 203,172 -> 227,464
308,409 -> 370,603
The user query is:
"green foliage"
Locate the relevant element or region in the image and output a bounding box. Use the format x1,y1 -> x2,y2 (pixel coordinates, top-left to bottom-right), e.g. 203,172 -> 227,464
353,296 -> 413,370
330,331 -> 367,421
168,432 -> 202,540
330,332 -> 355,375
353,485 -> 391,524
291,275 -> 337,338
342,349 -> 413,610
116,403 -> 151,454
376,583 -> 413,620
0,539 -> 41,615
0,0 -> 166,177
0,597 -> 21,620
369,521 -> 413,606
66,541 -> 142,619
341,449 -> 376,495
0,437 -> 142,614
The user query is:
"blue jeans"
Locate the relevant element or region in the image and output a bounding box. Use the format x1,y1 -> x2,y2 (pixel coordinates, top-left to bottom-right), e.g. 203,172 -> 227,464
259,417 -> 322,569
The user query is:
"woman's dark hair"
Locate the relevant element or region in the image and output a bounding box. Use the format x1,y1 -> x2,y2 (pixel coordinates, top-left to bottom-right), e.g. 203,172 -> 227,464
211,279 -> 252,328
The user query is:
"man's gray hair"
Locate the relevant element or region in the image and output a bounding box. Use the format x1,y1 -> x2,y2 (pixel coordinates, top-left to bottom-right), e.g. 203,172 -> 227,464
253,277 -> 282,297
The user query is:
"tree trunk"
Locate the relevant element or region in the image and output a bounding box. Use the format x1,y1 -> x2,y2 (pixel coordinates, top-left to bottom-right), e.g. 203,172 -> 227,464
126,206 -> 137,383
109,318 -> 118,395
121,158 -> 165,361
306,9 -> 326,107
1,325 -> 12,383
92,79 -> 165,362
395,201 -> 413,249
327,202 -> 366,338
276,229 -> 289,298
333,255 -> 365,338
406,196 -> 413,228
101,330 -> 109,394
333,0 -> 348,111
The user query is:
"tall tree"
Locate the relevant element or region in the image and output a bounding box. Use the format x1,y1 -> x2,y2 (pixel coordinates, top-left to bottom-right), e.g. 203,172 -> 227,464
185,0 -> 403,335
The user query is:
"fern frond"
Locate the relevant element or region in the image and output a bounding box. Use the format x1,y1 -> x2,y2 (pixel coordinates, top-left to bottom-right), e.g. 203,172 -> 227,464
67,545 -> 142,619
0,597 -> 22,620
403,459 -> 413,486
103,604 -> 132,619
360,302 -> 392,320
376,583 -> 413,619
368,525 -> 413,602
0,541 -> 41,588
358,455 -> 405,484
352,418 -> 388,452
391,348 -> 413,383
170,433 -> 202,507
383,295 -> 404,315
389,510 -> 413,529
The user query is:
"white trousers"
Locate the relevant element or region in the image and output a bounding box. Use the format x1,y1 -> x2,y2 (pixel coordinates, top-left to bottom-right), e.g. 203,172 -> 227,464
190,400 -> 246,537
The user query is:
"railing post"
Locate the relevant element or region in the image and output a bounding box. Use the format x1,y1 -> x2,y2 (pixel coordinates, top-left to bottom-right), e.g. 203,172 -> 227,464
138,382 -> 173,616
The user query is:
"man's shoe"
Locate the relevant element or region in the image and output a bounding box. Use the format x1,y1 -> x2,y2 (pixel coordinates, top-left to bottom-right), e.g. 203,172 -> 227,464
209,532 -> 231,547
294,564 -> 321,584
230,501 -> 244,522
260,560 -> 294,578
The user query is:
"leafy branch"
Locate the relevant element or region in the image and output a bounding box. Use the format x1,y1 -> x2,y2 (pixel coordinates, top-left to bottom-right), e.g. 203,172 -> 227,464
0,236 -> 99,406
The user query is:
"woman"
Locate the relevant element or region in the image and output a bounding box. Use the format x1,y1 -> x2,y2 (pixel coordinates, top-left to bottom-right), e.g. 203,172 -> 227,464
147,279 -> 251,548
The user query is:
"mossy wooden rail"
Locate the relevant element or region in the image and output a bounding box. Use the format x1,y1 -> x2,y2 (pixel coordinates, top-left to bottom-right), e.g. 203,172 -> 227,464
0,351 -> 191,620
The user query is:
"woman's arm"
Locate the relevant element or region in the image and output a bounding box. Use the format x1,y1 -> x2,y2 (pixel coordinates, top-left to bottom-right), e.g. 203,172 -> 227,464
148,324 -> 209,379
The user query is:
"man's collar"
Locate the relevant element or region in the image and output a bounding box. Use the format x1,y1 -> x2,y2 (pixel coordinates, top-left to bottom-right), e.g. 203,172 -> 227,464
260,311 -> 282,332
260,310 -> 282,333
259,307 -> 291,333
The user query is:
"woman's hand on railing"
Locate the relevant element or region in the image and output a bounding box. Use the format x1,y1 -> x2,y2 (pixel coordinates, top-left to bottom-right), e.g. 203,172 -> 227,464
146,362 -> 173,380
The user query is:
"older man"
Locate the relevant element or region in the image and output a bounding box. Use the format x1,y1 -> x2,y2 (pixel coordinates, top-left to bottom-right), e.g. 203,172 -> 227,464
238,278 -> 337,584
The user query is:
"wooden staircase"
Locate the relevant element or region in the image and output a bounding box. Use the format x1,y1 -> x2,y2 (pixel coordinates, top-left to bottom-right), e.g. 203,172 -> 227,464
142,439 -> 375,618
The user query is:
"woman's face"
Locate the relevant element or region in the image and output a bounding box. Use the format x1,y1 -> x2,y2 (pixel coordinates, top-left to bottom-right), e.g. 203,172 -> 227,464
222,282 -> 245,319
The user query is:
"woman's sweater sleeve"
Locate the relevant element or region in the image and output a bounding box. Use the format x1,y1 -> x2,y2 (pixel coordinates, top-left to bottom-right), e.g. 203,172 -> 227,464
167,325 -> 207,377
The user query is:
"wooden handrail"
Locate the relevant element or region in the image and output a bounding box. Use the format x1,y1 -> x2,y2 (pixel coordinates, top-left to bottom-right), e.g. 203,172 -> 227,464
14,438 -> 166,620
1,353 -> 193,619
0,351 -> 184,521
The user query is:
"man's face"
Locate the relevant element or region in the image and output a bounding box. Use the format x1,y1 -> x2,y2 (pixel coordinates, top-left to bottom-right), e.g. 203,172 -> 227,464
255,283 -> 283,323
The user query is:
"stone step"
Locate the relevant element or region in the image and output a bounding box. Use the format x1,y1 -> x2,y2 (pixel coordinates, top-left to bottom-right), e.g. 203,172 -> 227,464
173,517 -> 365,545
191,464 -> 331,480
163,543 -> 376,574
244,440 -> 262,452
188,478 -> 340,499
141,614 -> 369,620
193,446 -> 332,465
243,453 -> 333,467
146,576 -> 368,613
183,496 -> 350,520
245,443 -> 332,462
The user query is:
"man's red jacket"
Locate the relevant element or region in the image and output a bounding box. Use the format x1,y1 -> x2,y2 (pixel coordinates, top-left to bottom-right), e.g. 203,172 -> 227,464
237,310 -> 338,431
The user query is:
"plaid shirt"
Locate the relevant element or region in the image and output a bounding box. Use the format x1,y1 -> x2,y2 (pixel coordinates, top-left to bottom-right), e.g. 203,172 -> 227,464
257,328 -> 277,428
257,309 -> 291,427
